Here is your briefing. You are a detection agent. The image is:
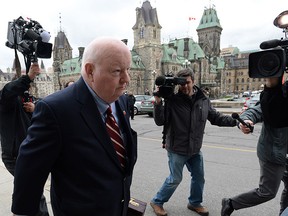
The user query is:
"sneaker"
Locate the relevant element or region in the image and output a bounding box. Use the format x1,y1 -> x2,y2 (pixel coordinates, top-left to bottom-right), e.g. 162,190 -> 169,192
150,202 -> 168,216
221,198 -> 234,216
187,203 -> 209,216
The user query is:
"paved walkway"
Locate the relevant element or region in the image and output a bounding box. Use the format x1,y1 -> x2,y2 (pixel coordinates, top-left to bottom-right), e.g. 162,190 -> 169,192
0,160 -> 14,215
0,160 -> 52,215
0,108 -> 241,215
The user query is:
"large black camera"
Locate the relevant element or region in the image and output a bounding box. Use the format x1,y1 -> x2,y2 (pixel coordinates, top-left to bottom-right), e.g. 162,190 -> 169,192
249,10 -> 288,78
6,16 -> 52,63
154,75 -> 187,98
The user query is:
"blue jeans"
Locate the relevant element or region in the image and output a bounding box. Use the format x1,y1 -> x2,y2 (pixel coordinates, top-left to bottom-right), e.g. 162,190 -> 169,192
281,207 -> 288,216
152,151 -> 205,207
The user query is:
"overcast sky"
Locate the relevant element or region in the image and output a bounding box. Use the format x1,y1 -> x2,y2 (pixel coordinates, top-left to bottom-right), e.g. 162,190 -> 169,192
0,0 -> 287,71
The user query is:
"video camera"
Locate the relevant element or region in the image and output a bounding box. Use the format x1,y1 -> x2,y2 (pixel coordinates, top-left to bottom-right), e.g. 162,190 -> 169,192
6,16 -> 52,63
249,10 -> 288,78
153,75 -> 187,98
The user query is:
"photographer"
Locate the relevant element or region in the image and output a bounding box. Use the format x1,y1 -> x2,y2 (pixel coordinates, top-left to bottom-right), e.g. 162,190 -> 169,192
127,92 -> 136,120
221,76 -> 288,216
0,63 -> 49,216
150,69 -> 237,216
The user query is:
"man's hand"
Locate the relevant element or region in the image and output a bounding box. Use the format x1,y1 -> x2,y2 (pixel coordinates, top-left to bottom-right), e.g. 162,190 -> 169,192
153,86 -> 162,105
27,63 -> 40,81
239,120 -> 254,134
154,95 -> 162,104
23,102 -> 35,113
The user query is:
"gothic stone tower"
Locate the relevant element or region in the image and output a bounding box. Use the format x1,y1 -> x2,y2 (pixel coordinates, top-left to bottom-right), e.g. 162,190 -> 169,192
196,6 -> 222,58
52,30 -> 73,90
52,31 -> 73,71
132,0 -> 162,93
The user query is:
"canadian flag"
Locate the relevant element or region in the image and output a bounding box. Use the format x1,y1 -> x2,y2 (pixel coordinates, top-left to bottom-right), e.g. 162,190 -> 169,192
189,17 -> 196,21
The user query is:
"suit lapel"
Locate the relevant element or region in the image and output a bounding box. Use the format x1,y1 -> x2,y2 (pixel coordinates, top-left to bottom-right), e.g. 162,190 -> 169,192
76,79 -> 121,169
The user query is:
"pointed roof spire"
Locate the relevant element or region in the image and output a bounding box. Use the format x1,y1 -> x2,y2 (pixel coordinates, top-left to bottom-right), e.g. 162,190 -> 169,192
197,4 -> 222,30
59,12 -> 62,32
133,0 -> 162,29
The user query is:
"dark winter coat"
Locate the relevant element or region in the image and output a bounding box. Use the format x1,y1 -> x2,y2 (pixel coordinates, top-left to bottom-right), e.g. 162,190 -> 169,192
154,86 -> 237,156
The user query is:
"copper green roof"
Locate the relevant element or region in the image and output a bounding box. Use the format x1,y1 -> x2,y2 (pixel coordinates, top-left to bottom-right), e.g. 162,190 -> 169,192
60,57 -> 81,76
130,50 -> 146,69
216,56 -> 225,70
161,38 -> 205,63
60,50 -> 145,76
197,7 -> 222,30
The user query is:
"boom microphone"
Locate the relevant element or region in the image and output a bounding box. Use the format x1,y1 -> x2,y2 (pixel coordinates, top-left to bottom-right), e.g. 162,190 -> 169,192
231,113 -> 254,133
260,39 -> 288,49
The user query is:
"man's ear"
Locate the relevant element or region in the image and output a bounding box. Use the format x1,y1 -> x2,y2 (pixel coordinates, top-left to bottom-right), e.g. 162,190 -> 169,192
85,63 -> 95,81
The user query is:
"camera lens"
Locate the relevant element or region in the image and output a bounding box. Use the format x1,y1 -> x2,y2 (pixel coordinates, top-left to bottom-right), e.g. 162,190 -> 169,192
257,52 -> 281,77
249,48 -> 285,78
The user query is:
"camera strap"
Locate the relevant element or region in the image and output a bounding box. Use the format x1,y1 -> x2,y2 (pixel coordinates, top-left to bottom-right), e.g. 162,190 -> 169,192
161,98 -> 169,148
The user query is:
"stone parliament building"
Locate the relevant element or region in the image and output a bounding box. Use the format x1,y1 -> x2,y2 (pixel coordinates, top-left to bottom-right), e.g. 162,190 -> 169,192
0,1 -> 277,99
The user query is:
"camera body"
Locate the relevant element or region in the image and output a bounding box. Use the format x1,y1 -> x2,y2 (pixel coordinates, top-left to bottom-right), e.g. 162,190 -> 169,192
154,75 -> 187,98
249,40 -> 288,78
6,16 -> 52,62
249,10 -> 288,78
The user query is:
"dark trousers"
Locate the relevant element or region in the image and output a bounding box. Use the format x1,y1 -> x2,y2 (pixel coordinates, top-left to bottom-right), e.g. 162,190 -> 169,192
129,105 -> 134,119
280,158 -> 288,215
2,154 -> 50,216
231,159 -> 285,210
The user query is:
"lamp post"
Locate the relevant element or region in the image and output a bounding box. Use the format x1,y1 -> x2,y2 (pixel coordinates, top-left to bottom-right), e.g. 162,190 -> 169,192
151,70 -> 157,91
183,59 -> 191,68
197,58 -> 202,89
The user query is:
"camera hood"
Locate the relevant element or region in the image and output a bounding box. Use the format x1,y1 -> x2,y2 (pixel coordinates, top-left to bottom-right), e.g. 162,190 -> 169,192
249,48 -> 286,78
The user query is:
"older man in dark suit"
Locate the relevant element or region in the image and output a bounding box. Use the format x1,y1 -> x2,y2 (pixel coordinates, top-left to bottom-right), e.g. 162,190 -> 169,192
12,37 -> 137,216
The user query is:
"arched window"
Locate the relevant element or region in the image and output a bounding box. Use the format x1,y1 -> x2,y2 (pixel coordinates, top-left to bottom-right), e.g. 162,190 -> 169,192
153,29 -> 156,39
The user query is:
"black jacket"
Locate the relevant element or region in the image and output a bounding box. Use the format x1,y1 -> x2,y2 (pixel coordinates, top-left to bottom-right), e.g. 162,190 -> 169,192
154,86 -> 236,156
12,77 -> 137,216
0,75 -> 32,158
260,81 -> 288,128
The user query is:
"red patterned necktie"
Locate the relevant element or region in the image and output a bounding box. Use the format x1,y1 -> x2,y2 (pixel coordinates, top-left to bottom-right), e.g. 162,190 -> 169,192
106,106 -> 126,169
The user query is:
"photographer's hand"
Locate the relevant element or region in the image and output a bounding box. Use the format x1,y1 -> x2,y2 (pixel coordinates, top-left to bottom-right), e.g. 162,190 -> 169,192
27,63 -> 40,81
154,86 -> 162,105
239,120 -> 254,134
23,102 -> 35,113
154,95 -> 162,105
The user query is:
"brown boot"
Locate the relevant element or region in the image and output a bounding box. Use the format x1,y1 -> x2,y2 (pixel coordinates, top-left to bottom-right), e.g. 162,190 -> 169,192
150,202 -> 168,216
187,203 -> 209,216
